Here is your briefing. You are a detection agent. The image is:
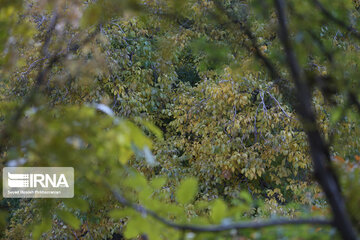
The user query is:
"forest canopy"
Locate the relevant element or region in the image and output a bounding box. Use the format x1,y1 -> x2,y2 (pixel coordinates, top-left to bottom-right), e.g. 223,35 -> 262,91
0,0 -> 360,239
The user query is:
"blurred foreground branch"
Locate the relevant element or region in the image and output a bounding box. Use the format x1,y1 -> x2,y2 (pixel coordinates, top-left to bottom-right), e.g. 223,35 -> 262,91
111,188 -> 332,233
274,0 -> 358,239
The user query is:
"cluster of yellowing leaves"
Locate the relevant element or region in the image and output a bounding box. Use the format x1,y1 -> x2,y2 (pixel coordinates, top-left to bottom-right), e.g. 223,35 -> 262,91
2,0 -> 360,239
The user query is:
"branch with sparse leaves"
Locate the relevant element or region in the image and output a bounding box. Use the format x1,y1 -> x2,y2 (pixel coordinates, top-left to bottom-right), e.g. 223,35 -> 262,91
274,0 -> 358,239
110,188 -> 332,233
312,0 -> 360,40
0,21 -> 100,154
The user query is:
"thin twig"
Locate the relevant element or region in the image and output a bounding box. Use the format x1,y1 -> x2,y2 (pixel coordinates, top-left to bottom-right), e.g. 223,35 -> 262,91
254,102 -> 261,143
260,91 -> 268,119
86,221 -> 94,240
267,91 -> 291,119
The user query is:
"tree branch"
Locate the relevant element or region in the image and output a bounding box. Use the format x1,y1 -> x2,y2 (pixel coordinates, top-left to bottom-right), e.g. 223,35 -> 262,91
111,188 -> 332,233
312,0 -> 360,40
267,91 -> 291,119
212,0 -> 295,103
274,0 -> 358,239
0,25 -> 100,154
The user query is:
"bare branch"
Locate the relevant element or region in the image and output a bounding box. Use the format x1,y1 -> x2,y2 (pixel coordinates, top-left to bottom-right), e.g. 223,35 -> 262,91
260,91 -> 268,119
274,0 -> 358,239
254,101 -> 261,143
41,11 -> 58,58
19,57 -> 48,78
267,91 -> 291,119
86,221 -> 94,240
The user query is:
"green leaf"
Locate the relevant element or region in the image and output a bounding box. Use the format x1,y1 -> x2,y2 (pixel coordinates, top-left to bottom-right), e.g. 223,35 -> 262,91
141,120 -> 163,140
239,191 -> 252,205
63,198 -> 89,212
56,210 -> 81,229
0,209 -> 8,227
175,177 -> 198,204
32,218 -> 52,240
109,208 -> 136,219
124,218 -> 140,239
211,199 -> 227,223
123,172 -> 148,190
330,107 -> 343,124
124,121 -> 152,149
195,200 -> 210,210
150,177 -> 167,189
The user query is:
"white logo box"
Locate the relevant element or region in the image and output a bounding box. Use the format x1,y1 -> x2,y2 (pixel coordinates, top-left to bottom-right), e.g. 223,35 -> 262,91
3,167 -> 74,198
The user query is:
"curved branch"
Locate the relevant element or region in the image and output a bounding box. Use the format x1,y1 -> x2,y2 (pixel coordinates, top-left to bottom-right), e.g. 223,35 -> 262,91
111,189 -> 332,233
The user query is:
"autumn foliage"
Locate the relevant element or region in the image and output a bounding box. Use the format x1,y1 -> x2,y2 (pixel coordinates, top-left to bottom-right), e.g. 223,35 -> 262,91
0,0 -> 360,239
